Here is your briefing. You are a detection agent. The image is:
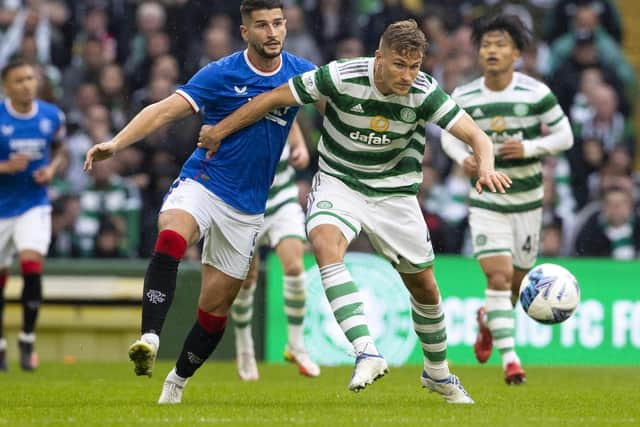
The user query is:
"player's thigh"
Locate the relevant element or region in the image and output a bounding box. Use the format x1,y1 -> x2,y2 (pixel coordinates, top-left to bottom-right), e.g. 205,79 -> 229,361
13,205 -> 51,256
305,172 -> 363,246
201,195 -> 263,282
159,178 -> 211,245
469,207 -> 513,260
200,262 -> 243,315
365,196 -> 434,274
510,208 -> 542,270
0,216 -> 17,268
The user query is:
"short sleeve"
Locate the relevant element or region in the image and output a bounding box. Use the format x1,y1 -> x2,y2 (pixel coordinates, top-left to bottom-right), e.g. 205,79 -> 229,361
288,62 -> 338,105
176,63 -> 219,113
421,82 -> 463,131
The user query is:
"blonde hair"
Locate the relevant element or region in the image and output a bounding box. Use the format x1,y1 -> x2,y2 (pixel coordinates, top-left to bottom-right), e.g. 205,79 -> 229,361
380,20 -> 428,57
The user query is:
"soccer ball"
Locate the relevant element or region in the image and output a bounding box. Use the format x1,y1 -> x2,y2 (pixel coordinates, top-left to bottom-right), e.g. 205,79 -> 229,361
519,263 -> 580,324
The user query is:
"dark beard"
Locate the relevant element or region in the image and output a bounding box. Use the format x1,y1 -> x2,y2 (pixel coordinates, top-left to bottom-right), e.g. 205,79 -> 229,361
251,41 -> 281,59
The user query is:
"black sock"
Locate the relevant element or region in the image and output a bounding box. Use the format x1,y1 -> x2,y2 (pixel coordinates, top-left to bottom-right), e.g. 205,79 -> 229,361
22,273 -> 42,334
141,252 -> 179,335
175,322 -> 225,378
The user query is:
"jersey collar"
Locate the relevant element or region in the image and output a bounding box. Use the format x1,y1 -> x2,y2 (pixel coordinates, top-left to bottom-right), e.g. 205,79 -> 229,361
5,99 -> 38,119
243,49 -> 283,76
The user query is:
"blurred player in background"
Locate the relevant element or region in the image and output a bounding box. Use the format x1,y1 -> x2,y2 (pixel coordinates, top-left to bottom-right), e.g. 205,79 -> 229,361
84,0 -> 315,403
231,127 -> 320,381
199,19 -> 512,404
0,58 -> 66,372
441,15 -> 573,384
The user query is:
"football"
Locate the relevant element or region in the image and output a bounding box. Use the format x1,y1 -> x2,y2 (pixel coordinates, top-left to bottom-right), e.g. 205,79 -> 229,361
519,263 -> 580,324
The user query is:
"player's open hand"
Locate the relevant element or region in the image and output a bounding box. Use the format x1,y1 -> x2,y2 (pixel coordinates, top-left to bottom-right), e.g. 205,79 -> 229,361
197,125 -> 221,159
84,141 -> 117,171
499,139 -> 525,160
6,153 -> 30,173
475,169 -> 511,194
32,165 -> 55,185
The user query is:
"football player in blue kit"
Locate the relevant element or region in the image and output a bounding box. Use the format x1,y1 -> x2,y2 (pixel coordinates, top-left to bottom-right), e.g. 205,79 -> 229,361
0,58 -> 66,372
84,0 -> 315,403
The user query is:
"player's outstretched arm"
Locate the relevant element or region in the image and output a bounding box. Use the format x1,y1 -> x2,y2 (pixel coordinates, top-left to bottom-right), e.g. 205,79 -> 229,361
198,83 -> 298,158
84,94 -> 193,171
448,112 -> 511,194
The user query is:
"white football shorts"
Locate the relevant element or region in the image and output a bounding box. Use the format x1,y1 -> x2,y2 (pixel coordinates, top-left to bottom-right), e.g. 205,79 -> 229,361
306,172 -> 434,273
160,178 -> 263,280
259,201 -> 306,248
0,205 -> 52,268
469,206 -> 542,270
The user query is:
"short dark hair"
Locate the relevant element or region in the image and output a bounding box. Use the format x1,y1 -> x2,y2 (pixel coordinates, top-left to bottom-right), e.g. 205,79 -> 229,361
1,57 -> 32,81
471,14 -> 533,51
380,19 -> 428,57
240,0 -> 283,20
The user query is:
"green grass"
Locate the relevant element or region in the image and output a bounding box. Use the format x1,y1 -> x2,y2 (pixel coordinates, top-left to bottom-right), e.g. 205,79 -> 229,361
1,362 -> 638,426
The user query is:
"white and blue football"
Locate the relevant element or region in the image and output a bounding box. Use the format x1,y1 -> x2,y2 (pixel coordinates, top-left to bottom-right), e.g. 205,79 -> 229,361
519,263 -> 580,325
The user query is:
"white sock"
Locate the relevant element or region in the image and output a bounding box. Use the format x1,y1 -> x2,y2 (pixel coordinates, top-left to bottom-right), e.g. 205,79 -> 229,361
235,327 -> 254,355
353,337 -> 379,356
501,351 -> 520,369
18,332 -> 36,343
141,333 -> 159,351
284,273 -> 306,350
168,367 -> 188,386
232,283 -> 256,354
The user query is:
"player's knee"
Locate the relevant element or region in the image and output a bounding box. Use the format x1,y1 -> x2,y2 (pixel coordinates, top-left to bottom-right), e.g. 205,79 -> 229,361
282,259 -> 304,276
309,234 -> 342,263
20,260 -> 42,275
486,270 -> 512,290
154,229 -> 188,260
197,307 -> 227,334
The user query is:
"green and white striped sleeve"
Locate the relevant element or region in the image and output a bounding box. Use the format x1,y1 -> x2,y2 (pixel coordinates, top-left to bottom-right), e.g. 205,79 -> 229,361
421,81 -> 464,131
289,62 -> 338,105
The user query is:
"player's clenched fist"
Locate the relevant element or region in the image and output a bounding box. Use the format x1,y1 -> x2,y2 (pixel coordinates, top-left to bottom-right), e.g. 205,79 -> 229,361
84,141 -> 117,171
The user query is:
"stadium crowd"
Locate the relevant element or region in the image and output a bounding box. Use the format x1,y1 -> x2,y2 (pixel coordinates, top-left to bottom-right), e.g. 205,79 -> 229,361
3,0 -> 637,260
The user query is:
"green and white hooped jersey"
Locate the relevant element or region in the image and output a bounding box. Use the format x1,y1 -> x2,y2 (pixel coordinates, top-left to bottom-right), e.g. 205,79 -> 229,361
289,57 -> 463,197
265,144 -> 298,217
451,72 -> 568,213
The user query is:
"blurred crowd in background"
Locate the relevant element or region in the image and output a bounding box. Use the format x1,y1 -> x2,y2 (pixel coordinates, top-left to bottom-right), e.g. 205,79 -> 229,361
3,0 -> 637,260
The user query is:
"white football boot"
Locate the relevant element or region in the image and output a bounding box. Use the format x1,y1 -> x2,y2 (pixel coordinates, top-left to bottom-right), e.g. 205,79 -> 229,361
348,353 -> 388,392
128,334 -> 158,377
421,371 -> 474,404
158,368 -> 188,404
284,345 -> 320,377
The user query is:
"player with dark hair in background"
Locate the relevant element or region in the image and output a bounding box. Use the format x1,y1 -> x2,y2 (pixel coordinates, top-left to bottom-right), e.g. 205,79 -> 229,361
442,15 -> 573,384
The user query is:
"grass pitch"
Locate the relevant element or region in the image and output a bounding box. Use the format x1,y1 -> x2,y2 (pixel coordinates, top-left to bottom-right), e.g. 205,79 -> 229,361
1,362 -> 638,426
